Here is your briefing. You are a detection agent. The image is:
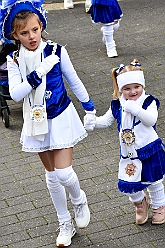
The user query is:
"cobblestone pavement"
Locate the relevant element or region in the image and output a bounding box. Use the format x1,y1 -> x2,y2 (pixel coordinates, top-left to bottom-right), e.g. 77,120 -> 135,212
0,0 -> 165,247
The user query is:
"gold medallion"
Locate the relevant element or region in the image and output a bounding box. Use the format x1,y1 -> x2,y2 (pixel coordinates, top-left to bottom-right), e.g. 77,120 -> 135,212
30,105 -> 46,123
121,129 -> 135,146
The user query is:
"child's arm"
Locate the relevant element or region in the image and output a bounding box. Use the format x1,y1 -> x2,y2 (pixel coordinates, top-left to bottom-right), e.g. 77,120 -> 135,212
8,54 -> 59,102
60,46 -> 96,130
124,100 -> 158,126
7,55 -> 32,102
95,107 -> 115,128
60,46 -> 92,105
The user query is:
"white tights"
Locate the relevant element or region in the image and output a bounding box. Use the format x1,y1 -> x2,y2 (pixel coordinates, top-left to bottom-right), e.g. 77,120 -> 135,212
126,181 -> 165,209
45,165 -> 84,224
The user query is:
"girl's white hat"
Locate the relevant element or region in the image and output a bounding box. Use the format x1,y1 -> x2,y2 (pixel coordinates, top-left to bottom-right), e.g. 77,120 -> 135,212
117,70 -> 145,92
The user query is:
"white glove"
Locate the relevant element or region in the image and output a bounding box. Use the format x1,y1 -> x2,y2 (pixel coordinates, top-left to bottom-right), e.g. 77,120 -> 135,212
124,100 -> 141,116
84,109 -> 96,131
95,107 -> 115,128
36,54 -> 60,78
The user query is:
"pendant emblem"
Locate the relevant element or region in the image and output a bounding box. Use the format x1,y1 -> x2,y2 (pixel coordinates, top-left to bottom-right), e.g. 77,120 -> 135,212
125,163 -> 137,177
121,129 -> 135,146
30,105 -> 46,122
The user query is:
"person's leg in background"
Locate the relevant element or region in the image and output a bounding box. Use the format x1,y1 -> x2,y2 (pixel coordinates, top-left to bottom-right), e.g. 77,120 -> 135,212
64,0 -> 92,13
101,24 -> 118,58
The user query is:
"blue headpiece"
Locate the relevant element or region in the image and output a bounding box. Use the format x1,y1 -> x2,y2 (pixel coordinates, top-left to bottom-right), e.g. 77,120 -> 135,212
0,0 -> 47,40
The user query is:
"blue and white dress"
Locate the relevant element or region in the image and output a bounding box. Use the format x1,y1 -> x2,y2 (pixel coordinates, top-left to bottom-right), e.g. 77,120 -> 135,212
7,40 -> 94,152
90,0 -> 123,24
95,92 -> 165,194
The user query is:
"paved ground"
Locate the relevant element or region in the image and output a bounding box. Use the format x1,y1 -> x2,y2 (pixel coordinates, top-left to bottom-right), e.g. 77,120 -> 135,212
0,0 -> 165,247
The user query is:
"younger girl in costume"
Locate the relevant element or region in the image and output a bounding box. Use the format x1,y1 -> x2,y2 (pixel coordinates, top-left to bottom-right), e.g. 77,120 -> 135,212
90,0 -> 123,58
2,0 -> 96,246
85,59 -> 165,225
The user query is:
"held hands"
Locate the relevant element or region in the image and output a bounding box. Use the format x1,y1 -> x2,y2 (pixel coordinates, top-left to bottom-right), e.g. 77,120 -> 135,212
84,109 -> 96,131
36,54 -> 60,78
124,100 -> 141,116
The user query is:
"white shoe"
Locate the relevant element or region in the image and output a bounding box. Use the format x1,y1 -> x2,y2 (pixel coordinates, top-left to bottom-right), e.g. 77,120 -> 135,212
73,190 -> 90,228
85,0 -> 91,13
56,221 -> 76,247
64,0 -> 74,9
107,49 -> 118,58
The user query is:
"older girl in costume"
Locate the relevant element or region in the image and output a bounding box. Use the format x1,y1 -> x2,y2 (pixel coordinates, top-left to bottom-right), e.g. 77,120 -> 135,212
2,0 -> 96,246
85,59 -> 165,225
90,0 -> 123,57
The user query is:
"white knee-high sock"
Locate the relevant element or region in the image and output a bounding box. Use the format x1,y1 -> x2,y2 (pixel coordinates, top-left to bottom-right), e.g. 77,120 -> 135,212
126,191 -> 145,203
55,166 -> 84,205
147,181 -> 165,209
45,170 -> 71,224
113,22 -> 120,32
102,24 -> 116,51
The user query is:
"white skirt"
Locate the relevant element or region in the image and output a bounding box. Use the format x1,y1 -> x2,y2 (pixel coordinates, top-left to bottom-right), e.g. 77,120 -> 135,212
20,102 -> 88,152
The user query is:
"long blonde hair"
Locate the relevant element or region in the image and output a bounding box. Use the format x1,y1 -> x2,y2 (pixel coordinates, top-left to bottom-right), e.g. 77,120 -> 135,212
112,59 -> 143,99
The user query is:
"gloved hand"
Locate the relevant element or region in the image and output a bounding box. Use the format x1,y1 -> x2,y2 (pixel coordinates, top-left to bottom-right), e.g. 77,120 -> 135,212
84,109 -> 96,131
124,100 -> 141,116
36,54 -> 60,78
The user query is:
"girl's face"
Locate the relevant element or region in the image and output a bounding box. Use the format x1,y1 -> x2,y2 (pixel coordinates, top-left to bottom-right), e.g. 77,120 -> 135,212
13,15 -> 42,51
122,83 -> 143,100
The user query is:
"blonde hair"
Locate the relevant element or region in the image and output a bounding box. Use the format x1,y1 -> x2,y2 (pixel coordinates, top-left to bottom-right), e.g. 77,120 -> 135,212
11,11 -> 42,38
112,59 -> 143,99
11,11 -> 45,63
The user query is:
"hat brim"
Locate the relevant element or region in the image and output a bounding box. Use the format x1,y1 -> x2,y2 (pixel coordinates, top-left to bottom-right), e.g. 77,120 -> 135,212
3,1 -> 47,40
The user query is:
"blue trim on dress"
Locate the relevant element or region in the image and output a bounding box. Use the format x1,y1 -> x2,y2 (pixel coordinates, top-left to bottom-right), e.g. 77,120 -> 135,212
118,180 -> 150,194
137,138 -> 163,161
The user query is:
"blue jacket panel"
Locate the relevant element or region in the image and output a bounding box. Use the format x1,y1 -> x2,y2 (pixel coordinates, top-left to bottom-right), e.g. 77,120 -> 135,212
43,42 -> 71,119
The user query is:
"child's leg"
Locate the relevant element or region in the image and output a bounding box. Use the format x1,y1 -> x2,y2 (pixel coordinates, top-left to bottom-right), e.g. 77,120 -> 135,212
55,165 -> 90,228
85,0 -> 92,13
45,170 -> 71,223
45,170 -> 76,247
127,191 -> 150,224
101,24 -> 118,58
39,150 -> 76,247
147,181 -> 165,224
113,22 -> 120,32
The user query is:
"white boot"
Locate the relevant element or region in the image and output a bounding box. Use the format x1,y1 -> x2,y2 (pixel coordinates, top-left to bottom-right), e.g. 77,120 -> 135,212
64,0 -> 74,9
106,41 -> 118,58
85,0 -> 91,13
101,25 -> 118,58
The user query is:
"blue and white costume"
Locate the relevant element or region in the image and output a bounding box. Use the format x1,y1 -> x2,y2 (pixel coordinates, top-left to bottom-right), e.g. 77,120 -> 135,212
7,40 -> 95,152
95,81 -> 165,195
2,1 -> 94,244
